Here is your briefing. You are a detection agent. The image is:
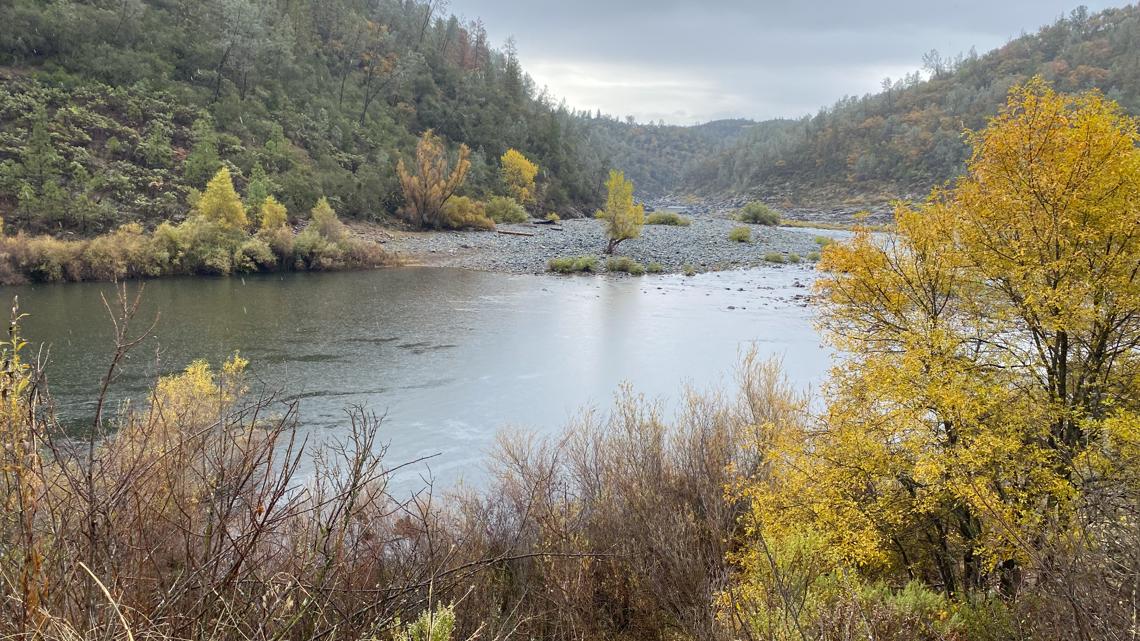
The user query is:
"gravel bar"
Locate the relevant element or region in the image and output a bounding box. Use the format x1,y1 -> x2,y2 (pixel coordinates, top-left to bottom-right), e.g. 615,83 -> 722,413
386,215 -> 827,274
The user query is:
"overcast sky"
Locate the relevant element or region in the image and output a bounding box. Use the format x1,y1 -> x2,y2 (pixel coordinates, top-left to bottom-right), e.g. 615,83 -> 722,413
450,1 -> 1116,124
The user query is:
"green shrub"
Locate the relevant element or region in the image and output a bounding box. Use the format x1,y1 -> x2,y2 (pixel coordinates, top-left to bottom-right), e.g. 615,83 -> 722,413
682,263 -> 697,276
646,262 -> 664,274
548,255 -> 598,274
738,202 -> 780,225
340,238 -> 392,268
82,223 -> 166,279
294,227 -> 342,270
395,604 -> 456,641
788,253 -> 802,263
309,197 -> 347,242
545,212 -> 561,223
442,196 -> 495,230
645,211 -> 691,226
605,256 -> 647,275
807,251 -> 822,261
814,235 -> 835,246
728,226 -> 752,243
260,225 -> 295,261
235,238 -> 277,272
485,196 -> 528,223
764,252 -> 786,263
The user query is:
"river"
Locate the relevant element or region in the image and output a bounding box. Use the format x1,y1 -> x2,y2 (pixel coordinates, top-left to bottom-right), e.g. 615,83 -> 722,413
2,265 -> 832,489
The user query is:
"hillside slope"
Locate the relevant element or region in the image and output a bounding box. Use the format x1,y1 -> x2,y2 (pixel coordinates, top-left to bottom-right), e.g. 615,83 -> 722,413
0,0 -> 618,233
685,5 -> 1140,209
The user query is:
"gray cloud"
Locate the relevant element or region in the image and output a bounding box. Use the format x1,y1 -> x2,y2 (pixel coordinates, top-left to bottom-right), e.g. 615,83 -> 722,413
450,0 -> 1116,123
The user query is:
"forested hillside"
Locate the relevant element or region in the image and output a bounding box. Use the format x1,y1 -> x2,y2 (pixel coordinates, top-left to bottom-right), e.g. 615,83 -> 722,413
582,117 -> 755,197
0,0 -> 623,234
7,1 -> 1139,232
686,4 -> 1140,205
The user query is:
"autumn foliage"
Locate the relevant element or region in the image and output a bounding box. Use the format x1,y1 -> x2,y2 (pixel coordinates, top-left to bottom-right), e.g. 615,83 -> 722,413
499,148 -> 539,207
397,130 -> 471,229
597,169 -> 644,254
731,78 -> 1140,639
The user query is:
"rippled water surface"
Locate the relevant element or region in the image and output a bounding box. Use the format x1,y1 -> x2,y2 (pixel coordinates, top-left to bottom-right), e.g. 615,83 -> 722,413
3,266 -> 831,487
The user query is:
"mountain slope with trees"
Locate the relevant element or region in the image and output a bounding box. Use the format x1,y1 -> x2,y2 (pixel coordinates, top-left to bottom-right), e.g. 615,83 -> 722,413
0,0 -> 622,234
684,4 -> 1140,207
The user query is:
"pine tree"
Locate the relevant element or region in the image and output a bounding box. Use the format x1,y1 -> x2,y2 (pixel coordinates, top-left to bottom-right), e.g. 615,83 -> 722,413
183,119 -> 221,188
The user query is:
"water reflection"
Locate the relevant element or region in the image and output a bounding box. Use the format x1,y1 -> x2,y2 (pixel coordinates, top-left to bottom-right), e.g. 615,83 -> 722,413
3,265 -> 831,489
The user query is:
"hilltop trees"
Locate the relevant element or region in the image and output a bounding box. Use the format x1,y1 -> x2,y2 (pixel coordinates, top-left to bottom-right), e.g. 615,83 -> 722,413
397,130 -> 471,229
733,79 -> 1140,636
597,169 -> 644,254
687,6 -> 1140,203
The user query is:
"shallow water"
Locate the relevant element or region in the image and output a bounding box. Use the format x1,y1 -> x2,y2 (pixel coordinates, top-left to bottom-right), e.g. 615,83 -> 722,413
3,266 -> 831,489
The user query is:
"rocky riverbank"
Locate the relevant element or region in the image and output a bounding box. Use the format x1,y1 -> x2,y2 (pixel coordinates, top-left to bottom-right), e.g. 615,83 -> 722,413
376,214 -> 840,275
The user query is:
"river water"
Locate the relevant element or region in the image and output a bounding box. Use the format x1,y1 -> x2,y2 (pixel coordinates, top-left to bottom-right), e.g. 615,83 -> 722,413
2,265 -> 832,488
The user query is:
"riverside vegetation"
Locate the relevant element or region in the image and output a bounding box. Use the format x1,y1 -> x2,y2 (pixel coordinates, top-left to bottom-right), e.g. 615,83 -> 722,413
1,80 -> 1138,641
0,167 -> 389,284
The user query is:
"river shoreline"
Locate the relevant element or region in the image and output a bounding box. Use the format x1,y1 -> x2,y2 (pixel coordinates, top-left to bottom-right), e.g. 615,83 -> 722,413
361,214 -> 834,275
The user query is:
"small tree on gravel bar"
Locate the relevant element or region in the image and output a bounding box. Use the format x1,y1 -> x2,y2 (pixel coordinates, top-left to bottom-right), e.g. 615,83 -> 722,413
597,169 -> 644,254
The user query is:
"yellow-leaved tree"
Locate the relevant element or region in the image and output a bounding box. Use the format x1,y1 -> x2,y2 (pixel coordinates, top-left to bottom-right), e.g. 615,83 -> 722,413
309,197 -> 346,242
397,130 -> 470,229
500,148 -> 539,207
597,169 -> 643,254
195,167 -> 248,230
733,77 -> 1140,622
258,195 -> 287,232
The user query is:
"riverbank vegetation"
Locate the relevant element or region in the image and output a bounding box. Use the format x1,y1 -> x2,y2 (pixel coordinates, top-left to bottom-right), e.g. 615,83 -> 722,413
604,256 -> 647,275
0,168 -> 390,284
547,254 -> 599,274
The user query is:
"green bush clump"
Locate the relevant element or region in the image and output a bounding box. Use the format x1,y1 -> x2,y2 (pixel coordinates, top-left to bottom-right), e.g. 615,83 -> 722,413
788,253 -> 802,263
682,263 -> 697,276
645,211 -> 691,226
807,251 -> 822,262
485,196 -> 529,223
442,196 -> 495,230
548,255 -> 599,274
646,262 -> 664,274
738,202 -> 781,225
764,252 -> 786,263
728,226 -> 752,243
605,256 -> 647,275
814,235 -> 835,246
